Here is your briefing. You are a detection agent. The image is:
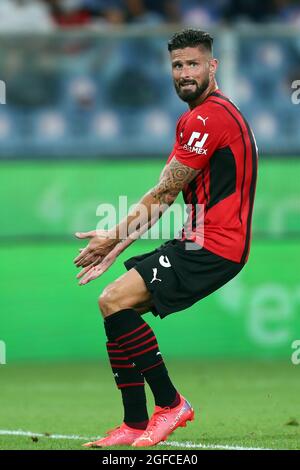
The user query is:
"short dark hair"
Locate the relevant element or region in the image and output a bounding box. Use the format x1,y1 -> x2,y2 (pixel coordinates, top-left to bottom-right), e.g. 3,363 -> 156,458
168,29 -> 213,54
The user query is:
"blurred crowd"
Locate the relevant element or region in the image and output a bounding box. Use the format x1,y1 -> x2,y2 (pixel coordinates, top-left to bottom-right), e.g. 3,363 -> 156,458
0,0 -> 299,31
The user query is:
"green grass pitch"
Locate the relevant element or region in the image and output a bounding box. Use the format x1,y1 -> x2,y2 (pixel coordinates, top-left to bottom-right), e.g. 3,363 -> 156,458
0,360 -> 299,450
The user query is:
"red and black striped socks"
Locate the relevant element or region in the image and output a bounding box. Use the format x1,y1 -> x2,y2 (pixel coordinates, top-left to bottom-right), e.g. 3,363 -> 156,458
104,313 -> 149,430
105,309 -> 179,409
105,340 -> 149,429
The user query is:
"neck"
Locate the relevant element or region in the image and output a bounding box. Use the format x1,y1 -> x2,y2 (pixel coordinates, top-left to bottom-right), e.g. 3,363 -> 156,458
188,80 -> 218,110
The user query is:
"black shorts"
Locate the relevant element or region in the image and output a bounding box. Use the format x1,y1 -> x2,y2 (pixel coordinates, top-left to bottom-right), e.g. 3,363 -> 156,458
124,239 -> 244,319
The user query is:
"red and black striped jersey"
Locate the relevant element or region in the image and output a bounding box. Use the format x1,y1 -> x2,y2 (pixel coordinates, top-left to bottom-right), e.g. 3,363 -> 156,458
167,89 -> 258,264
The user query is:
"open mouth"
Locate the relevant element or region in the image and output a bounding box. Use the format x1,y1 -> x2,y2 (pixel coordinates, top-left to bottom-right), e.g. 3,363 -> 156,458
180,83 -> 196,89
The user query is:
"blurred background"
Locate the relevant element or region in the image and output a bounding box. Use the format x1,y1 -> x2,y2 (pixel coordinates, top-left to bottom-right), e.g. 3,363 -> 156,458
0,0 -> 299,377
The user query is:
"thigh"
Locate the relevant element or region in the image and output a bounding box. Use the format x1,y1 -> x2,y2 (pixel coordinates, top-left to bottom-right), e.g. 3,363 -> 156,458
134,298 -> 154,315
105,267 -> 152,311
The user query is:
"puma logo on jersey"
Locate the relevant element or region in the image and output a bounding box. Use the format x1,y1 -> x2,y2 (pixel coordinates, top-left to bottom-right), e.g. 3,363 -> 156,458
197,115 -> 208,125
159,255 -> 171,268
150,268 -> 162,283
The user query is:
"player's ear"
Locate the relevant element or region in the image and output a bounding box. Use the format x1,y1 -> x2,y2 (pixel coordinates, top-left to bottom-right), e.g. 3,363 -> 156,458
208,58 -> 218,78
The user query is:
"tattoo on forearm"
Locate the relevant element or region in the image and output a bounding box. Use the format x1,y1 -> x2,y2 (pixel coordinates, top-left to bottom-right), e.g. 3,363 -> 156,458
151,157 -> 199,205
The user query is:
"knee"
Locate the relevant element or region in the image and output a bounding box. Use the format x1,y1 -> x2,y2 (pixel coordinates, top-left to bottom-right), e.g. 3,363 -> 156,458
98,283 -> 120,318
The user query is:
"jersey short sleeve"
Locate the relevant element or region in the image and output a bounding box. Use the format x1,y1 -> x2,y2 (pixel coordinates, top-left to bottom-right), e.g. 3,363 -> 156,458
173,108 -> 228,170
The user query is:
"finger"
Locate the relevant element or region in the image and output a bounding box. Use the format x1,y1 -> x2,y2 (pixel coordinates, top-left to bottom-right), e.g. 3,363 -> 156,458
79,267 -> 96,285
75,231 -> 96,239
74,248 -> 87,264
77,265 -> 93,279
77,256 -> 94,268
81,252 -> 101,267
76,256 -> 103,277
79,247 -> 120,285
97,256 -> 115,275
75,245 -> 114,266
81,250 -> 104,267
85,254 -> 114,279
76,239 -> 120,279
74,247 -> 93,265
79,256 -> 109,284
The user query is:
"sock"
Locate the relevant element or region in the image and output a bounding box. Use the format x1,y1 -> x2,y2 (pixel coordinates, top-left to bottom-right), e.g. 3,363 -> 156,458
105,309 -> 178,408
170,391 -> 181,409
121,387 -> 148,430
105,322 -> 149,428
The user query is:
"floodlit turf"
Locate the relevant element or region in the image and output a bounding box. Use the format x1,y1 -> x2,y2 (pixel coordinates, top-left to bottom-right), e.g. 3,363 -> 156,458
0,360 -> 299,450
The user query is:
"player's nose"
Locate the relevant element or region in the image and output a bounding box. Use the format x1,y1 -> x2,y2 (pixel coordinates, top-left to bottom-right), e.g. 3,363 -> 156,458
179,64 -> 193,80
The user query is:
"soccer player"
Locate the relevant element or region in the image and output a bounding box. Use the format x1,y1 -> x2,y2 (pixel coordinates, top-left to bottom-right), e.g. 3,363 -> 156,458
74,29 -> 258,447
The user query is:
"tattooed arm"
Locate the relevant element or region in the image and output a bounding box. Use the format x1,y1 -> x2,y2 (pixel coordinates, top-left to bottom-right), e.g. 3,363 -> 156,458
112,157 -> 200,241
74,157 -> 199,281
153,156 -> 200,205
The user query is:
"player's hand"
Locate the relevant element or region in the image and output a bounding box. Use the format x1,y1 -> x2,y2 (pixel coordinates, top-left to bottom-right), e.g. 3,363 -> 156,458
76,247 -> 120,285
75,236 -> 135,285
74,230 -> 118,268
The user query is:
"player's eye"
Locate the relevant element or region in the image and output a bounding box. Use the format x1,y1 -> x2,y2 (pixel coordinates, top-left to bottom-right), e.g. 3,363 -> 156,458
190,62 -> 198,68
173,63 -> 182,69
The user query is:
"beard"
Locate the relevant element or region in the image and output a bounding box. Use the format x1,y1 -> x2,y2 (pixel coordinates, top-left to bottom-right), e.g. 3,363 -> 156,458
174,76 -> 210,103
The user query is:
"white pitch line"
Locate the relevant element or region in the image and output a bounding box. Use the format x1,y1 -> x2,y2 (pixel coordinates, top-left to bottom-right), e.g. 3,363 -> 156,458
0,429 -> 271,450
162,441 -> 271,451
0,430 -> 100,441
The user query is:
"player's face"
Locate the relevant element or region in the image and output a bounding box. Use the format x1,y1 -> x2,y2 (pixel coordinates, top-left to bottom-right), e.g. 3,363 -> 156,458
171,47 -> 213,103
